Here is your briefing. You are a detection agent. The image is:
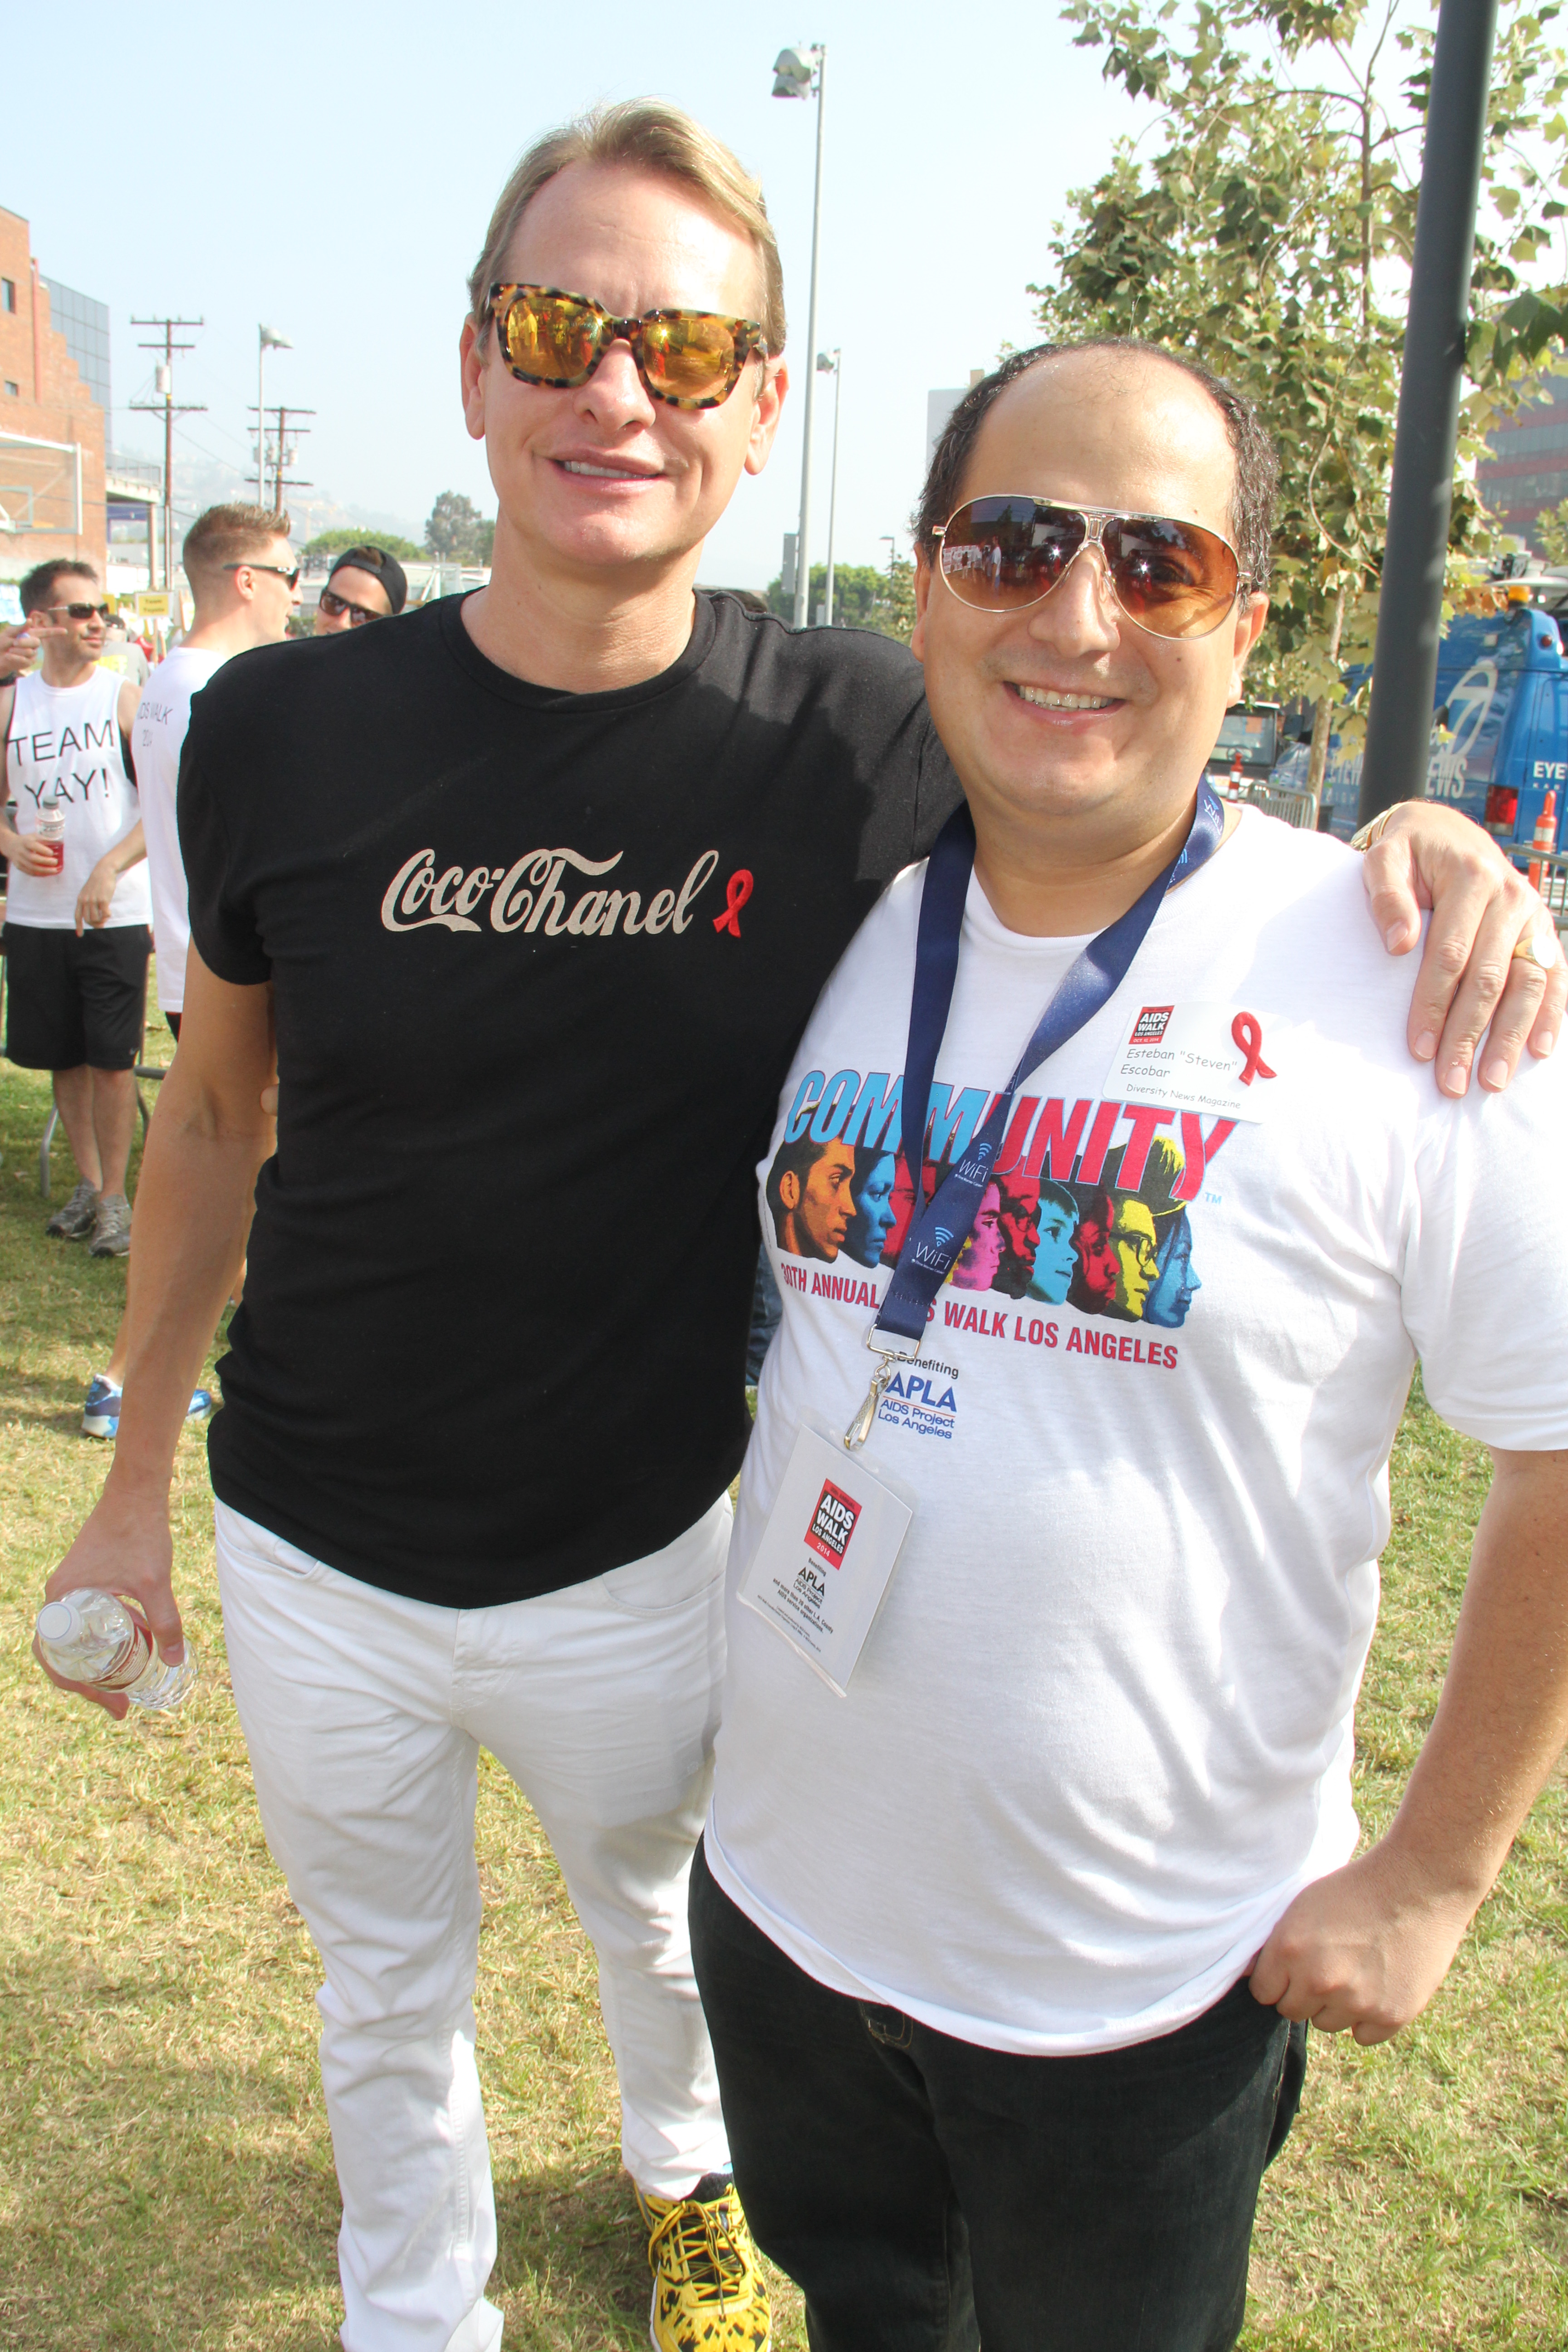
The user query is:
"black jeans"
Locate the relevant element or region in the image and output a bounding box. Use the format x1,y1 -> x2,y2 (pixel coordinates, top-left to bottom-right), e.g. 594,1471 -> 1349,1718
691,1842 -> 1306,2352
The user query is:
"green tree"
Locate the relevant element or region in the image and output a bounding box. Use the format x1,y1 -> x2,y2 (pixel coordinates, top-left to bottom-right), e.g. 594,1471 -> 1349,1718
1533,486 -> 1568,562
303,526 -> 424,564
1030,0 -> 1568,804
763,559 -> 917,640
424,490 -> 495,563
763,563 -> 887,625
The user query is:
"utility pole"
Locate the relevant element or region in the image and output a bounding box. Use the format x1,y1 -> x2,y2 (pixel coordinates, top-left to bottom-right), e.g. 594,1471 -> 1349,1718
772,44 -> 827,626
249,402 -> 315,512
129,315 -> 205,591
1357,0 -> 1500,823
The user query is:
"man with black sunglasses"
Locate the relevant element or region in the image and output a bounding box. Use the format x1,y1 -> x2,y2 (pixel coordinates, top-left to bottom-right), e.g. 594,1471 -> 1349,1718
691,339 -> 1568,2351
0,558 -> 149,1259
41,101 -> 1567,2352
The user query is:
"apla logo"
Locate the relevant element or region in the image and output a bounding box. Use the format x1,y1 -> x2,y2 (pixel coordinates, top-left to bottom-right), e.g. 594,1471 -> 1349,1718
1132,1004 -> 1174,1043
804,1480 -> 862,1568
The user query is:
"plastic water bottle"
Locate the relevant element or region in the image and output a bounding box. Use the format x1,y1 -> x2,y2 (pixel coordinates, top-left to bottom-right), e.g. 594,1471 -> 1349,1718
35,1590 -> 197,1711
35,785 -> 66,874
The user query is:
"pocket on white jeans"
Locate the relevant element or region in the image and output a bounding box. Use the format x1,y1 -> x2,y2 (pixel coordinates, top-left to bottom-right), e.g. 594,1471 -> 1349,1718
598,1500 -> 730,1618
215,1501 -> 328,1586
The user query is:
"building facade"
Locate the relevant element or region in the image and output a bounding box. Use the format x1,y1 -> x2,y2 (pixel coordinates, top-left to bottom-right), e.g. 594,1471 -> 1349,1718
1478,377 -> 1568,552
0,206 -> 107,583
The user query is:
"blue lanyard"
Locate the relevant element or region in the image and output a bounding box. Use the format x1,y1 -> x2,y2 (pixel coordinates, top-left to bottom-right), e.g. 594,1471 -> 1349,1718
867,783 -> 1226,1367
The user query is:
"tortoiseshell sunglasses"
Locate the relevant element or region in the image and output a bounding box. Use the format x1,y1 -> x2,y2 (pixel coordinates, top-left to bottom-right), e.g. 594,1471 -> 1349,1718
486,283 -> 768,410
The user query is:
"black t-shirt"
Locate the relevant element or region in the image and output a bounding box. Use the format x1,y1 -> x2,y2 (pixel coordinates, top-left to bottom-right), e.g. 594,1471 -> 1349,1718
181,591 -> 958,1607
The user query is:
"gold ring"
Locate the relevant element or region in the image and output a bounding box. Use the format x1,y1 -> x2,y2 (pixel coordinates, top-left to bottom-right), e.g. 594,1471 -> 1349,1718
1512,918 -> 1559,970
1349,810 -> 1395,854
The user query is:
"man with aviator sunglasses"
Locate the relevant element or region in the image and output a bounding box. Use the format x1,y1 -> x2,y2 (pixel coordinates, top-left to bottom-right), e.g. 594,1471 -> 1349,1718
692,341 -> 1568,2348
41,103 -> 1566,2352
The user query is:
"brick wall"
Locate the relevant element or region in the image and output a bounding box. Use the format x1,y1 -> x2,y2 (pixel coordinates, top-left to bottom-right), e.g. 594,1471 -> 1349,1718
0,205 -> 107,583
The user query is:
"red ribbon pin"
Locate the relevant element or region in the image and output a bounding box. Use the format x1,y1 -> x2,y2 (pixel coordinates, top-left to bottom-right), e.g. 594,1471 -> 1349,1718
1230,1010 -> 1277,1085
713,868 -> 754,937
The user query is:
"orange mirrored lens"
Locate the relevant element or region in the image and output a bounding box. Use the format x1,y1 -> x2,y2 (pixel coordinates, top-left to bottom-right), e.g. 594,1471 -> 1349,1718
501,293 -> 601,382
642,312 -> 736,397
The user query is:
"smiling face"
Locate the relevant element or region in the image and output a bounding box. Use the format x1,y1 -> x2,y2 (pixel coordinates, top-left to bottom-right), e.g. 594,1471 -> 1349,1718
911,349 -> 1268,878
461,162 -> 785,590
29,568 -> 104,664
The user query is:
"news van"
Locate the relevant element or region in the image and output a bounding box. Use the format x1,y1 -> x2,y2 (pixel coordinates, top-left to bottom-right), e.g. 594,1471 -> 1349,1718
1272,598 -> 1568,854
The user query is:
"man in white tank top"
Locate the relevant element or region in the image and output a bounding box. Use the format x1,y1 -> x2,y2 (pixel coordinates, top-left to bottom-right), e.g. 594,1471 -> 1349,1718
0,561 -> 149,1258
77,505 -> 300,1442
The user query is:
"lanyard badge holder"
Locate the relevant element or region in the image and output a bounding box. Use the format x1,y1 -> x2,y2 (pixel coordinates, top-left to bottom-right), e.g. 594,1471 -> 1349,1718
740,784 -> 1227,1695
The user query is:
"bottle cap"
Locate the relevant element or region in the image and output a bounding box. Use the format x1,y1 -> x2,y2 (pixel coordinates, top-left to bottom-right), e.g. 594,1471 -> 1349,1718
36,1598 -> 79,1642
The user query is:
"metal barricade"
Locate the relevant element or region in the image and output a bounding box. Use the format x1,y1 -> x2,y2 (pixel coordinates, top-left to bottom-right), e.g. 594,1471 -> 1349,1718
1515,844 -> 1568,925
1237,779 -> 1318,829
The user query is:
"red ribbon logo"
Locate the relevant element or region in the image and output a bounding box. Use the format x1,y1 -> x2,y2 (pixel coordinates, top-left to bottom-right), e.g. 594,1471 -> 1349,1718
713,868 -> 754,937
1230,1010 -> 1277,1085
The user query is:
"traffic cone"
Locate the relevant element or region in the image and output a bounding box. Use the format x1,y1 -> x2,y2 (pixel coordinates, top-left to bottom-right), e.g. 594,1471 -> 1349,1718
1528,788 -> 1558,892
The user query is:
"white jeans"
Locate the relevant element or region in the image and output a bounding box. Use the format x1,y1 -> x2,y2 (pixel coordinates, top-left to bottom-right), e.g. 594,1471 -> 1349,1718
214,1495 -> 733,2352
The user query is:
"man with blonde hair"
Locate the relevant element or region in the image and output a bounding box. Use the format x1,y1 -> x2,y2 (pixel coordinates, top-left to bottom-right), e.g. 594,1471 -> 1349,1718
45,97 -> 1563,2352
77,505 -> 299,1443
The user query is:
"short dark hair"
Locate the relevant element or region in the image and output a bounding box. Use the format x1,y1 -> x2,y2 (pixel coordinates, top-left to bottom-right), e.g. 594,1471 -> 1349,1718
183,503 -> 292,589
913,338 -> 1279,592
328,544 -> 408,616
20,558 -> 98,617
765,1132 -> 837,1243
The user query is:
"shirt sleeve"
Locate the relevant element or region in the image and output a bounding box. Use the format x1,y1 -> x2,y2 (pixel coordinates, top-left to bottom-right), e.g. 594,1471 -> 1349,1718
1401,1054 -> 1568,1451
177,715 -> 271,987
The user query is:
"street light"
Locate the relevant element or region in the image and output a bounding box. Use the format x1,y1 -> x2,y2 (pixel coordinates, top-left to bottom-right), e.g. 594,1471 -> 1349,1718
773,42 -> 825,627
256,324 -> 292,505
817,349 -> 842,626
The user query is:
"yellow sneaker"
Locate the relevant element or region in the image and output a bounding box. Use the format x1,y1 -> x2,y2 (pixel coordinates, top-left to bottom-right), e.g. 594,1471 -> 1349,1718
635,2174 -> 772,2352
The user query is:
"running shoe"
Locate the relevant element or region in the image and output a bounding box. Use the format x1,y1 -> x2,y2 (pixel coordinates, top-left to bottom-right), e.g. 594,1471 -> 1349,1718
82,1377 -> 215,1441
46,1180 -> 101,1240
87,1193 -> 132,1257
636,2176 -> 771,2352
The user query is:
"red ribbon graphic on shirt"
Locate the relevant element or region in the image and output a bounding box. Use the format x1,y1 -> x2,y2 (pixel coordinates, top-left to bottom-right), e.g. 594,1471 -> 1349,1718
713,868 -> 754,937
1231,1010 -> 1277,1085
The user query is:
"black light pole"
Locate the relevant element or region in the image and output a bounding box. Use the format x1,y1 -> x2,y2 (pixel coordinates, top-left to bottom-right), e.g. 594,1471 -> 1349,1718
1358,0 -> 1500,825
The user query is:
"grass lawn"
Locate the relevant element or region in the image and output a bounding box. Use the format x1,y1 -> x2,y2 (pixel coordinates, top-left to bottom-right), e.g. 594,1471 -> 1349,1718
0,1038 -> 1563,2348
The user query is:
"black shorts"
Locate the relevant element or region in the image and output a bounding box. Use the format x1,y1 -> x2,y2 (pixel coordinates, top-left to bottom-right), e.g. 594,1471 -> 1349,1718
2,922 -> 150,1071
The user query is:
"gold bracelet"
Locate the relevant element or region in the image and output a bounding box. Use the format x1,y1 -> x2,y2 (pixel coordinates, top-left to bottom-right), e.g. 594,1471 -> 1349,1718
1348,809 -> 1395,854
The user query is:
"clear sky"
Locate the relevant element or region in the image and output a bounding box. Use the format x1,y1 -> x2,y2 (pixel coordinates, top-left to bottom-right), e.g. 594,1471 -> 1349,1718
6,0 -> 1140,588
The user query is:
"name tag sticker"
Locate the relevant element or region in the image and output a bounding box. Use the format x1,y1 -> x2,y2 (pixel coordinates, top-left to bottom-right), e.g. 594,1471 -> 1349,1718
1104,999 -> 1289,1125
737,1415 -> 916,1695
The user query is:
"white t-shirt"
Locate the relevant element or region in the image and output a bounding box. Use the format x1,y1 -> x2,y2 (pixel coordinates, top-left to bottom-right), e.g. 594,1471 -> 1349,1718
134,647 -> 227,1010
3,667 -> 150,929
706,810 -> 1568,2057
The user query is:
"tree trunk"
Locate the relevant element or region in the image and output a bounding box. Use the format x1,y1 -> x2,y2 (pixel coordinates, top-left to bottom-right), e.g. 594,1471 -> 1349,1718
1307,583 -> 1349,822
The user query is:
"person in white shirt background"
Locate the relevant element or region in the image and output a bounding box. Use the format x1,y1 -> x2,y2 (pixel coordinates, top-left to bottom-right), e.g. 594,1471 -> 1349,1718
79,503 -> 300,1443
0,563 -> 148,1259
691,338 -> 1568,2352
